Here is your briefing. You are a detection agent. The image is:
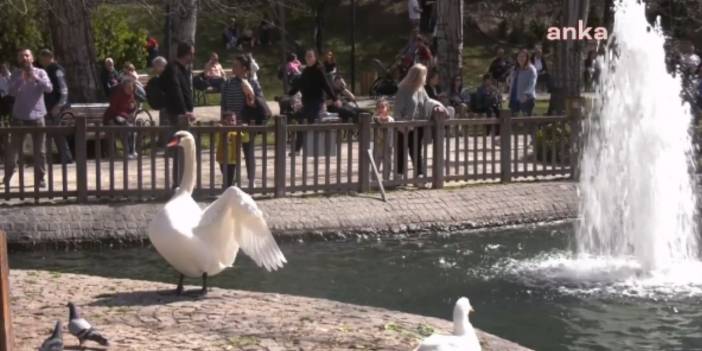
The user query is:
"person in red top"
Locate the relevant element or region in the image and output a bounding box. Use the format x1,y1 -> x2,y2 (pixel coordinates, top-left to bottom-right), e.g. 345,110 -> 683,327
103,78 -> 138,158
146,33 -> 160,67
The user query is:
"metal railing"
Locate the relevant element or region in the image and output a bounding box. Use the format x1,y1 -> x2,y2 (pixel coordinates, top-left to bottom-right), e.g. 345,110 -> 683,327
0,111 -> 575,204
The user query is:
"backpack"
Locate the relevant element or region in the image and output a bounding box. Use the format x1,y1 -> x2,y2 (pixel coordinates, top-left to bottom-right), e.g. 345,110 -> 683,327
145,76 -> 167,110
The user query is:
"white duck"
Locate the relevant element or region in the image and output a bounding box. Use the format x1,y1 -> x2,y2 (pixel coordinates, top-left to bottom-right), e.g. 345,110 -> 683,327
414,297 -> 481,351
148,131 -> 286,295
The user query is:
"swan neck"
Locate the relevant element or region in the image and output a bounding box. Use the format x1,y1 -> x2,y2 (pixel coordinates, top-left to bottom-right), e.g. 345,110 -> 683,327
454,315 -> 472,335
180,141 -> 196,193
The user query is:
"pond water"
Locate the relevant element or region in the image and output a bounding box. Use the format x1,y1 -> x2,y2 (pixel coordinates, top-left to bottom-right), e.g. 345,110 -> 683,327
10,222 -> 702,351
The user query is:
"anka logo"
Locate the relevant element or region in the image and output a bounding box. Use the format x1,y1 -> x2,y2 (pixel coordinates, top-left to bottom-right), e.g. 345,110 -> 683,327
547,20 -> 608,41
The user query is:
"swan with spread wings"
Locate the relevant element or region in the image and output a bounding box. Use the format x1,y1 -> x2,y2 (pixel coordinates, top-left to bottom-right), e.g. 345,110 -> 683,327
148,131 -> 286,295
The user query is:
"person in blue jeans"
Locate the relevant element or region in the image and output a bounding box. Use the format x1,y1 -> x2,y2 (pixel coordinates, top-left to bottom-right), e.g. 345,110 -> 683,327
508,49 -> 537,116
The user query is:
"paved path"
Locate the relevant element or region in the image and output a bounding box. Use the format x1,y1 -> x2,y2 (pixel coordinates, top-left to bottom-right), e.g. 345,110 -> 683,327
1,181 -> 577,248
11,269 -> 530,350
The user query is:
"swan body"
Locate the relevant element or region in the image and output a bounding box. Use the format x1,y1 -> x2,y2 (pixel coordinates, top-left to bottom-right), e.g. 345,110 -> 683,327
415,297 -> 481,351
148,131 -> 286,284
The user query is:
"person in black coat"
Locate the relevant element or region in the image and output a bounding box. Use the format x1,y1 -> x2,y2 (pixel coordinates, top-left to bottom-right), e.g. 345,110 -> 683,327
38,49 -> 73,164
288,49 -> 340,154
160,42 -> 195,184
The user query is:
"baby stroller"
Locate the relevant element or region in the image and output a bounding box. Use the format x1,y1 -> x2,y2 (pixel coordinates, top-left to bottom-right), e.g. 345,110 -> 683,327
369,58 -> 399,98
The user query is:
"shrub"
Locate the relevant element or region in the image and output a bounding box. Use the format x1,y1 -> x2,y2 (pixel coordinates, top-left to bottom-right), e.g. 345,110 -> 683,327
92,5 -> 148,69
0,1 -> 47,64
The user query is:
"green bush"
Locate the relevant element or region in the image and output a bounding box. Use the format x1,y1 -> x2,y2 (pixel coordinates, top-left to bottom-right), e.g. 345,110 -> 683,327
534,123 -> 571,164
92,5 -> 148,69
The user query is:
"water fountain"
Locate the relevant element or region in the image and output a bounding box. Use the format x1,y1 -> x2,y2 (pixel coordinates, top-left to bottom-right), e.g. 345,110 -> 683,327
577,0 -> 699,272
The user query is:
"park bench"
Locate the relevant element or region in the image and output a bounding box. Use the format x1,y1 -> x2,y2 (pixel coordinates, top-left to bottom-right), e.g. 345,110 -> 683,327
57,102 -> 155,158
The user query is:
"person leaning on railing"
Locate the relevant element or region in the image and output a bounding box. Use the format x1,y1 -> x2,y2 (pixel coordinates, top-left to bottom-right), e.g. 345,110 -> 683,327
393,63 -> 447,183
3,49 -> 53,189
372,97 -> 395,174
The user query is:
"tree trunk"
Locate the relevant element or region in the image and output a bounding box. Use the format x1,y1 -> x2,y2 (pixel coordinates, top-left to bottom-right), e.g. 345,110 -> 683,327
48,0 -> 100,103
269,0 -> 289,93
314,1 -> 327,54
603,0 -> 614,32
435,0 -> 463,94
167,0 -> 198,61
548,0 -> 590,115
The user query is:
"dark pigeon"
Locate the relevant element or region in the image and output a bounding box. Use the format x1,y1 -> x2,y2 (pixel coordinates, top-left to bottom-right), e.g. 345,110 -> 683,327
67,302 -> 109,347
38,320 -> 63,351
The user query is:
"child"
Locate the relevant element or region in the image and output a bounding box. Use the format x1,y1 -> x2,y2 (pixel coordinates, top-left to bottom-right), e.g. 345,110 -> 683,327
216,112 -> 250,188
372,98 -> 395,173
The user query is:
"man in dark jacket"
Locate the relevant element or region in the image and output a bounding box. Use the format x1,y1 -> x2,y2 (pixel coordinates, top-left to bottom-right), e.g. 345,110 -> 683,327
38,49 -> 73,164
161,42 -> 195,185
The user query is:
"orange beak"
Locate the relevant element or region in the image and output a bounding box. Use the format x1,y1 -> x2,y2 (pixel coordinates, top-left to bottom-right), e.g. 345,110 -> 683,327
167,137 -> 180,148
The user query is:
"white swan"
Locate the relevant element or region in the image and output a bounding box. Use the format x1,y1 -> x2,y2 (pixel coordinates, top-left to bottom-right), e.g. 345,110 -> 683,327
415,297 -> 481,351
148,131 -> 286,294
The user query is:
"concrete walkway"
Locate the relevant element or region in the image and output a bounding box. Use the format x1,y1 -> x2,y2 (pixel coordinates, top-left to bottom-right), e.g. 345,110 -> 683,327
2,181 -> 577,248
11,270 -> 531,350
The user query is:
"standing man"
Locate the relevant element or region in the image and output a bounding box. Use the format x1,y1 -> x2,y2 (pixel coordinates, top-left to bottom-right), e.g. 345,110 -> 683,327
161,42 -> 195,185
38,49 -> 73,164
3,49 -> 53,189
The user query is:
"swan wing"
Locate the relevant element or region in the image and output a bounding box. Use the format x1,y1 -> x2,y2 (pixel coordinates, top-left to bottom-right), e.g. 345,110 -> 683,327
195,187 -> 286,271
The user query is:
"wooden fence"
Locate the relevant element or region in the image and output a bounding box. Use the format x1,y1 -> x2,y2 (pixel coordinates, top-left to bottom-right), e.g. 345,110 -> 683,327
0,111 -> 575,203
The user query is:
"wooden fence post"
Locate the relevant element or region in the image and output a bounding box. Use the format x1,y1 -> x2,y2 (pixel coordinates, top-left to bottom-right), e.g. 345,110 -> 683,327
432,112 -> 446,189
358,113 -> 372,193
500,110 -> 512,183
0,231 -> 13,351
274,115 -> 287,198
75,116 -> 88,203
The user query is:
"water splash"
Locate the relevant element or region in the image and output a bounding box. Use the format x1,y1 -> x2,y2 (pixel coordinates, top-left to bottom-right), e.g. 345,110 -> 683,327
576,0 -> 699,272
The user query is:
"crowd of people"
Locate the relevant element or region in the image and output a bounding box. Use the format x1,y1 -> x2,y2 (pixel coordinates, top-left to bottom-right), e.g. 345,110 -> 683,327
4,1 -> 702,192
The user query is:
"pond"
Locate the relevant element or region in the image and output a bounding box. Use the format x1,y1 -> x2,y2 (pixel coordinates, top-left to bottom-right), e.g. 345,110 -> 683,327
10,222 -> 702,351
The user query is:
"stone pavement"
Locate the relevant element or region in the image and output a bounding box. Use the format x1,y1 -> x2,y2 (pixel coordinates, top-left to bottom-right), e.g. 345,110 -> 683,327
11,269 -> 531,351
1,181 -> 577,248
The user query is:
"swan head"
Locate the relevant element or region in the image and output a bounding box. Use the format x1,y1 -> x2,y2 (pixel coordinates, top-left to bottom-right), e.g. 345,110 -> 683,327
167,131 -> 196,149
453,297 -> 474,318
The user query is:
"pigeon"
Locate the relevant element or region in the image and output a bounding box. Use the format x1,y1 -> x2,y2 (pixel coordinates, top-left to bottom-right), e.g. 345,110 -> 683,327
67,302 -> 109,347
38,320 -> 63,351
